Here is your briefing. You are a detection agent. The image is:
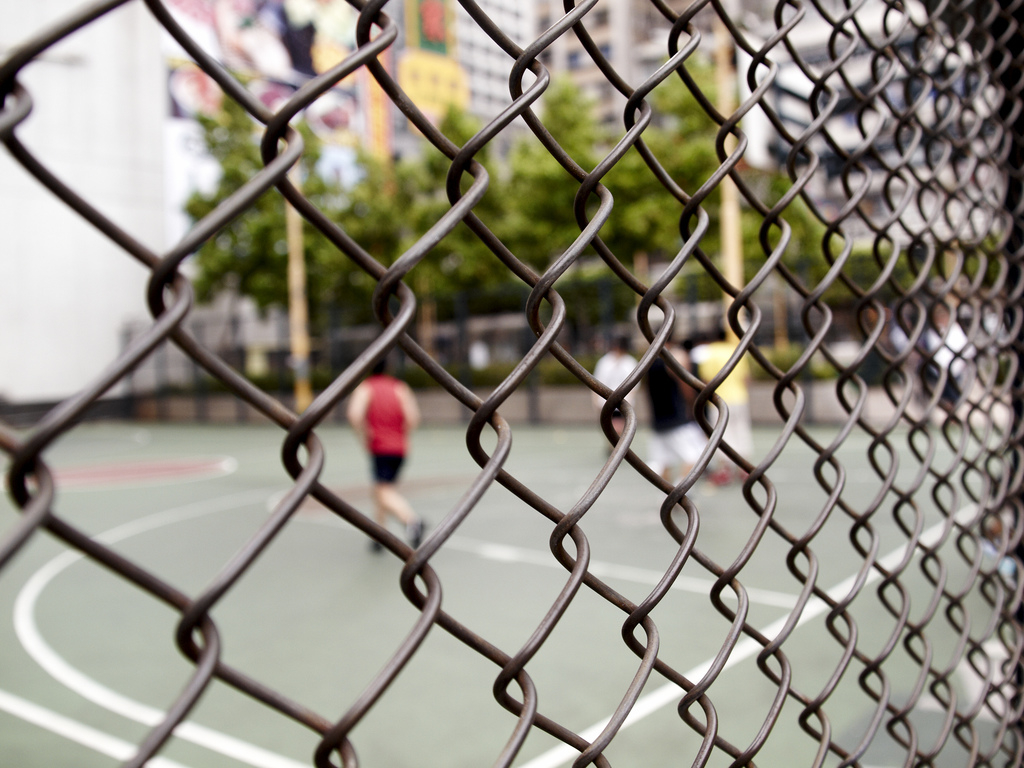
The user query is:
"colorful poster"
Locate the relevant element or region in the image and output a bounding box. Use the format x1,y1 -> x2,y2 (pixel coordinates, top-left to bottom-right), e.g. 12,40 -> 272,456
397,50 -> 469,124
415,0 -> 450,54
166,0 -> 358,82
163,0 -> 377,151
399,0 -> 467,124
162,0 -> 376,246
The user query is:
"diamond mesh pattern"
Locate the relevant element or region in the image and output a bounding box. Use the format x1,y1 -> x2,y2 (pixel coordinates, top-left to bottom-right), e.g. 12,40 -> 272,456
2,0 -> 1023,766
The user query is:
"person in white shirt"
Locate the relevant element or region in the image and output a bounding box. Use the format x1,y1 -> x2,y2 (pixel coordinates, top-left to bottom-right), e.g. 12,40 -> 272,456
592,335 -> 638,439
924,302 -> 974,408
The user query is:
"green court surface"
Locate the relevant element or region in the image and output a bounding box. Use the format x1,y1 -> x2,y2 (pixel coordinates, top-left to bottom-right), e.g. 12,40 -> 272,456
0,421 -> 1007,767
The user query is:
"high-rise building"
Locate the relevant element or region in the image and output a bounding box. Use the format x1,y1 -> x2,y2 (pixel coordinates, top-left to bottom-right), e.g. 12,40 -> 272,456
454,0 -> 535,125
389,0 -> 534,158
534,0 -> 700,127
1,2 -> 163,405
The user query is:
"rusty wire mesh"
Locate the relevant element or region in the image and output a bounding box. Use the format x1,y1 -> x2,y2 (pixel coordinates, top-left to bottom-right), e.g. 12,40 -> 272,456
3,0 -> 1024,766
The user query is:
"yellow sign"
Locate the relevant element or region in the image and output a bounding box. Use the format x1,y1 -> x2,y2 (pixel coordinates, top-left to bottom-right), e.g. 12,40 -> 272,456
364,63 -> 393,160
397,49 -> 469,124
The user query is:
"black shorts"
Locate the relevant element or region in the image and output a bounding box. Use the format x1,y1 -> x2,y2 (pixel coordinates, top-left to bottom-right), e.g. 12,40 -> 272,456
372,454 -> 404,483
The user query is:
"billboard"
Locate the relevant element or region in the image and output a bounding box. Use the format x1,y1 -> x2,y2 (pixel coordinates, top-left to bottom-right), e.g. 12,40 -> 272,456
399,0 -> 469,125
163,0 -> 391,157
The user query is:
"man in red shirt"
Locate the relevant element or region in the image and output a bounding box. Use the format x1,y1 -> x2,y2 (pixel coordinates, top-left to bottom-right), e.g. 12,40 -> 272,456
347,359 -> 425,552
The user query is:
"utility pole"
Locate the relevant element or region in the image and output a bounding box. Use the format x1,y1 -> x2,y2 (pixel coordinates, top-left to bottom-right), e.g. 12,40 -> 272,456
286,165 -> 313,413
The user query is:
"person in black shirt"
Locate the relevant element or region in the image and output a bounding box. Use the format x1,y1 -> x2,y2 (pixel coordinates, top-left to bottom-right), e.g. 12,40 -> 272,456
645,339 -> 706,483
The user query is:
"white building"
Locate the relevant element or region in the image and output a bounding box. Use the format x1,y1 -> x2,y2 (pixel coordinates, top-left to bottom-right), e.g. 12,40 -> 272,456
534,0 -> 700,126
1,2 -> 164,404
454,0 -> 534,124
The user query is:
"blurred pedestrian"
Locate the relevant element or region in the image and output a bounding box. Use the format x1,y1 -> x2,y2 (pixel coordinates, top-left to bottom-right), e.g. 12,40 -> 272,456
347,358 -> 425,552
981,514 -> 1017,585
645,338 -> 706,483
690,328 -> 752,485
881,303 -> 938,419
592,334 -> 638,438
925,302 -> 973,409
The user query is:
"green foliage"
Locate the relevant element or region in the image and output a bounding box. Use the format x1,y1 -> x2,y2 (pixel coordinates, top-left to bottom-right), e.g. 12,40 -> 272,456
336,106 -> 513,309
749,343 -> 836,380
184,98 -> 356,328
184,66 -> 836,340
499,79 -> 603,271
400,355 -> 599,389
599,61 -> 723,265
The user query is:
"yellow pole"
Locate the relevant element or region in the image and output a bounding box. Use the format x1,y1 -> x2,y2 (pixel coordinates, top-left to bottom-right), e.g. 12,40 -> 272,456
286,166 -> 313,413
634,250 -> 649,304
714,14 -> 743,343
417,273 -> 437,360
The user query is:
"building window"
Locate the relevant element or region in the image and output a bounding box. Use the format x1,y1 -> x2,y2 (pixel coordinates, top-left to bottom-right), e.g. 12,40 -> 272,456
568,50 -> 584,69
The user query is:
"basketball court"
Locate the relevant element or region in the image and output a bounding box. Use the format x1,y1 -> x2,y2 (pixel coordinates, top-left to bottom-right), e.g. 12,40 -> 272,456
0,420 -> 1006,768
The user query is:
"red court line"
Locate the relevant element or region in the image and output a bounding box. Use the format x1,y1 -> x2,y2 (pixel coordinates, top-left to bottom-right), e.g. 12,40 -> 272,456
53,458 -> 234,489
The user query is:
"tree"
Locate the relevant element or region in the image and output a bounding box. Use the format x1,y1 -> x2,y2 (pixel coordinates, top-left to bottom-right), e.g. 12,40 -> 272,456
333,106 -> 514,317
185,71 -> 828,341
499,78 -> 604,273
184,98 -> 365,330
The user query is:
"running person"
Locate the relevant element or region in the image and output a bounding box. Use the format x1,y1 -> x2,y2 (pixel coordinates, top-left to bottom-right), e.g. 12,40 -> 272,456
347,359 -> 425,552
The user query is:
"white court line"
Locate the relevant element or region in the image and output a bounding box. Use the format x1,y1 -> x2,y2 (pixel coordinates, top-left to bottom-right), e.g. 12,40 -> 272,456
12,489 -> 309,768
295,519 -> 800,608
442,536 -> 800,609
0,688 -> 191,768
517,505 -> 978,768
13,487 -> 979,768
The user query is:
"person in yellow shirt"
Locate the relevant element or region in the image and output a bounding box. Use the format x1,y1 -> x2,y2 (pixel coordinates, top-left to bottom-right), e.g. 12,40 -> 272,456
690,328 -> 752,485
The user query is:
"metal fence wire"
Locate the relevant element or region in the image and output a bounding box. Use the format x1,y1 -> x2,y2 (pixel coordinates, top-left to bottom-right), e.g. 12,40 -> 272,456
3,0 -> 1024,766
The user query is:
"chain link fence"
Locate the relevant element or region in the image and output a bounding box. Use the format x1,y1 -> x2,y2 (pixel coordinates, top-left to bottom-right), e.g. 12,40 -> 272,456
3,0 -> 1024,766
